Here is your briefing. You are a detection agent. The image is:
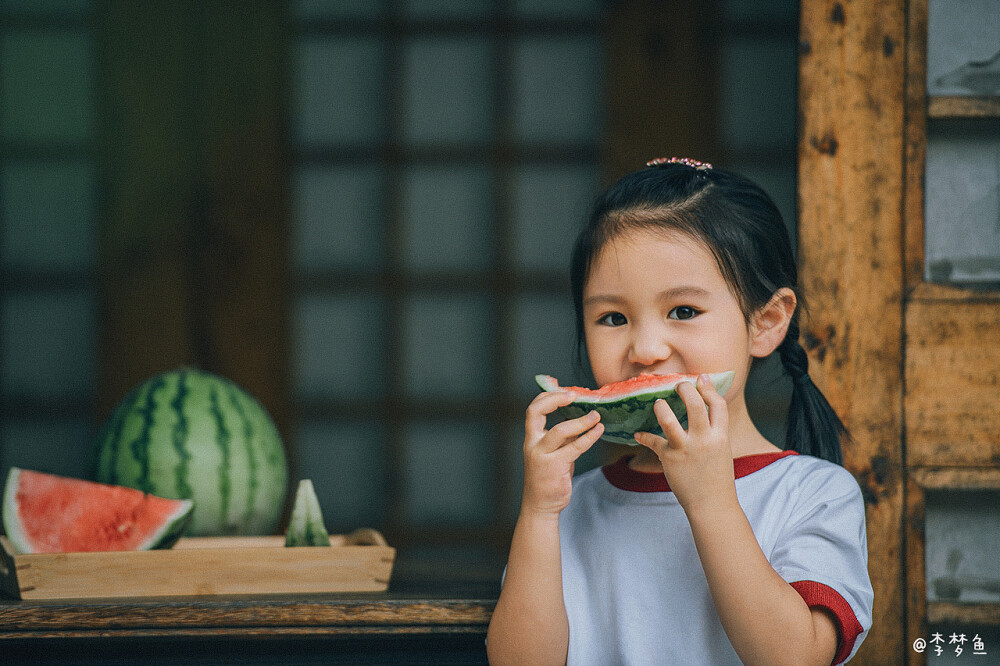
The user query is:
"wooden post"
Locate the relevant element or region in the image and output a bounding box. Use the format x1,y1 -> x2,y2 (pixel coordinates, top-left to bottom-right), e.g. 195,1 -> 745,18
798,1 -> 906,662
603,0 -> 722,182
96,2 -> 291,460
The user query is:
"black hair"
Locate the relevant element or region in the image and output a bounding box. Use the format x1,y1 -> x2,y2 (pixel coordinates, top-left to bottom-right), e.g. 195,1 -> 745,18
569,163 -> 848,465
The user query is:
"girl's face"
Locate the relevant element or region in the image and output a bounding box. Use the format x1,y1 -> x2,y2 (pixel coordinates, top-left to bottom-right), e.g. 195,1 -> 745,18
582,229 -> 757,398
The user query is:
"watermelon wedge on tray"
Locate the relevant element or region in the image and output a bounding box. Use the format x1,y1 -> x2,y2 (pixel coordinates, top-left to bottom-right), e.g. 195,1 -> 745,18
2,467 -> 194,554
285,479 -> 331,547
535,371 -> 735,445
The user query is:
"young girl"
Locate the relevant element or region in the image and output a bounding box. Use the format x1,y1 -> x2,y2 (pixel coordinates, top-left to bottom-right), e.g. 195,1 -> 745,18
487,159 -> 873,665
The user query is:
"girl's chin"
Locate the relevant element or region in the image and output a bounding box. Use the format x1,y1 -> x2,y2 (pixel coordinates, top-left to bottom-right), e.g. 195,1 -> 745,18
626,447 -> 664,472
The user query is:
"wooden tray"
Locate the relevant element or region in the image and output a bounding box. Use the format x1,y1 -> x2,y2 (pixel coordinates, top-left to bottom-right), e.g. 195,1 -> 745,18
0,529 -> 394,600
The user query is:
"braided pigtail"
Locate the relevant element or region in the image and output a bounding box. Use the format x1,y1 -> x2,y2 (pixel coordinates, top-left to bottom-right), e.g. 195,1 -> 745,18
778,317 -> 849,465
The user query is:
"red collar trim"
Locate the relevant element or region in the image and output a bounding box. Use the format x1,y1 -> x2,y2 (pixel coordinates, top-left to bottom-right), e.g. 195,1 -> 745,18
602,451 -> 799,493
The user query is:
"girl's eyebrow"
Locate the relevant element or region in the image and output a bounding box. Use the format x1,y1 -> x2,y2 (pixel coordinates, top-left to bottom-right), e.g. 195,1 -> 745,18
582,293 -> 622,307
656,286 -> 710,300
583,285 -> 710,307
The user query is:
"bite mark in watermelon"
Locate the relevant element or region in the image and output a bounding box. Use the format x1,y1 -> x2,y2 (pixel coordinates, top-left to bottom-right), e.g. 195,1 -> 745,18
2,467 -> 193,554
535,371 -> 736,445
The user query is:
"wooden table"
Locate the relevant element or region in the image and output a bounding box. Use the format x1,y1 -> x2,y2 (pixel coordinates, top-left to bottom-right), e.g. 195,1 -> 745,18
0,583 -> 498,664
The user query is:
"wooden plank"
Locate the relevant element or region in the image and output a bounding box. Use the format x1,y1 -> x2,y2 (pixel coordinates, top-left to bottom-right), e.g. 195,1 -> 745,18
910,467 -> 1000,491
0,595 -> 495,639
905,475 -> 928,666
97,1 -> 201,413
908,281 -> 1000,303
905,299 -> 1000,467
927,602 -> 1000,626
905,469 -> 1000,666
903,10 -> 930,661
172,528 -> 388,549
603,0 -> 721,181
2,537 -> 393,600
904,0 -> 928,290
928,96 -> 1000,119
797,1 -> 907,662
96,2 -> 291,463
196,1 -> 291,450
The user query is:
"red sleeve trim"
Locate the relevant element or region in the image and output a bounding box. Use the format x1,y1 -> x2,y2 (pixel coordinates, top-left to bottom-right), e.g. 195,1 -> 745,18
790,580 -> 864,665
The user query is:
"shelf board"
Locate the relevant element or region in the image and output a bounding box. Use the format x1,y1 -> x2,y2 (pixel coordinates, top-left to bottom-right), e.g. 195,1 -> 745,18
928,602 -> 1000,626
928,96 -> 1000,119
909,466 -> 1000,490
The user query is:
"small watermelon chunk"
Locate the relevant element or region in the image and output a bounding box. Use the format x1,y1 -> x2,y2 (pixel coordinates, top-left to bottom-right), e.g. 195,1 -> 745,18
285,479 -> 330,547
535,371 -> 736,446
2,467 -> 194,554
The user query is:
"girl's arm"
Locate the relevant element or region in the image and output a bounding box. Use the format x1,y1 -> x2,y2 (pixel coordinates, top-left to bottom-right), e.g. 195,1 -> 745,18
685,496 -> 839,665
486,392 -> 603,666
486,508 -> 567,665
636,376 -> 838,666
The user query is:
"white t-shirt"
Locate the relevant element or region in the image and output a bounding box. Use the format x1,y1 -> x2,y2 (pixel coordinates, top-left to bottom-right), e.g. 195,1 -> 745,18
558,451 -> 873,665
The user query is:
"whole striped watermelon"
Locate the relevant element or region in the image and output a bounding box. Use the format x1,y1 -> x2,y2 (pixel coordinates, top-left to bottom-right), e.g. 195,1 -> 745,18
93,368 -> 288,536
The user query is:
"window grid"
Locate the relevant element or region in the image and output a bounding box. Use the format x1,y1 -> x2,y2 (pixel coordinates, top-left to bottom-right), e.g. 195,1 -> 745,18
292,2 -> 601,556
0,6 -> 97,471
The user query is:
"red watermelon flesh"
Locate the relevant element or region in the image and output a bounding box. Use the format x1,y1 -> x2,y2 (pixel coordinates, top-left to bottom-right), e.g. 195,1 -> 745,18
2,467 -> 194,554
536,373 -> 699,401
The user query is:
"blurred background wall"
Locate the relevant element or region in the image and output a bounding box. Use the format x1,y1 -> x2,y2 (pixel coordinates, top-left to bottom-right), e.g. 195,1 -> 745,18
0,0 -> 799,581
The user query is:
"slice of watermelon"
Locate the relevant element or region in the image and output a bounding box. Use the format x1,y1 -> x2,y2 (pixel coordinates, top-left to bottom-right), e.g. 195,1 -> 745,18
535,371 -> 736,445
285,479 -> 331,547
2,467 -> 194,554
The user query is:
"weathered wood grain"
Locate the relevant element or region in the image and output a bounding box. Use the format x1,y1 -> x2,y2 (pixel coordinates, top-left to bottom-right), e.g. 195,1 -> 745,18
904,0 -> 929,291
909,466 -> 1000,490
905,474 -> 928,666
798,1 -> 907,662
2,537 -> 393,600
927,602 -> 1000,626
928,96 -> 1000,119
0,594 -> 495,640
905,297 -> 1000,467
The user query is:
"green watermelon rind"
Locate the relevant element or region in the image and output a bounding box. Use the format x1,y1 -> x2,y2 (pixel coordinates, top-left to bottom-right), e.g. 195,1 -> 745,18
2,468 -> 29,554
285,479 -> 330,548
2,467 -> 195,555
535,371 -> 736,446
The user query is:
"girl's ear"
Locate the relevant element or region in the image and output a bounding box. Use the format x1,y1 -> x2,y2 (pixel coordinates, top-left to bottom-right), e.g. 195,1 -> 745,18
749,288 -> 797,358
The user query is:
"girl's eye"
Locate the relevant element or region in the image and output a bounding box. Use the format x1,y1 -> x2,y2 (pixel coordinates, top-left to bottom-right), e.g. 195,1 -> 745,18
599,312 -> 628,326
669,306 -> 698,320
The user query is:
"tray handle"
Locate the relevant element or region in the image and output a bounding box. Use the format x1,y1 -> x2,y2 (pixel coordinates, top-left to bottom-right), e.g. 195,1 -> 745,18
342,527 -> 387,547
0,537 -> 21,598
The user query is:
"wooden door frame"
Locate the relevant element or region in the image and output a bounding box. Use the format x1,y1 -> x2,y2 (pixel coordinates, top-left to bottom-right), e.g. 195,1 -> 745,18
798,1 -> 907,662
96,2 -> 291,454
901,0 -> 1000,661
801,1 -> 1000,663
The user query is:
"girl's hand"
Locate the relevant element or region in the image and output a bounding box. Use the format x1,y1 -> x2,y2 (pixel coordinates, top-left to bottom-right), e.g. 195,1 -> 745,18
521,391 -> 604,517
634,374 -> 736,511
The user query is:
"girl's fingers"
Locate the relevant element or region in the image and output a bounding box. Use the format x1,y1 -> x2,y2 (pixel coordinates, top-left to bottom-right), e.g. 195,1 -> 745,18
524,390 -> 578,437
555,420 -> 604,461
653,396 -> 686,443
541,410 -> 601,453
677,380 -> 710,432
634,430 -> 668,453
697,373 -> 728,430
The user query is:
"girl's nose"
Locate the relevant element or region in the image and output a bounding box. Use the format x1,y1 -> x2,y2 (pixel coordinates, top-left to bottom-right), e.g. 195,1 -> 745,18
627,323 -> 671,367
